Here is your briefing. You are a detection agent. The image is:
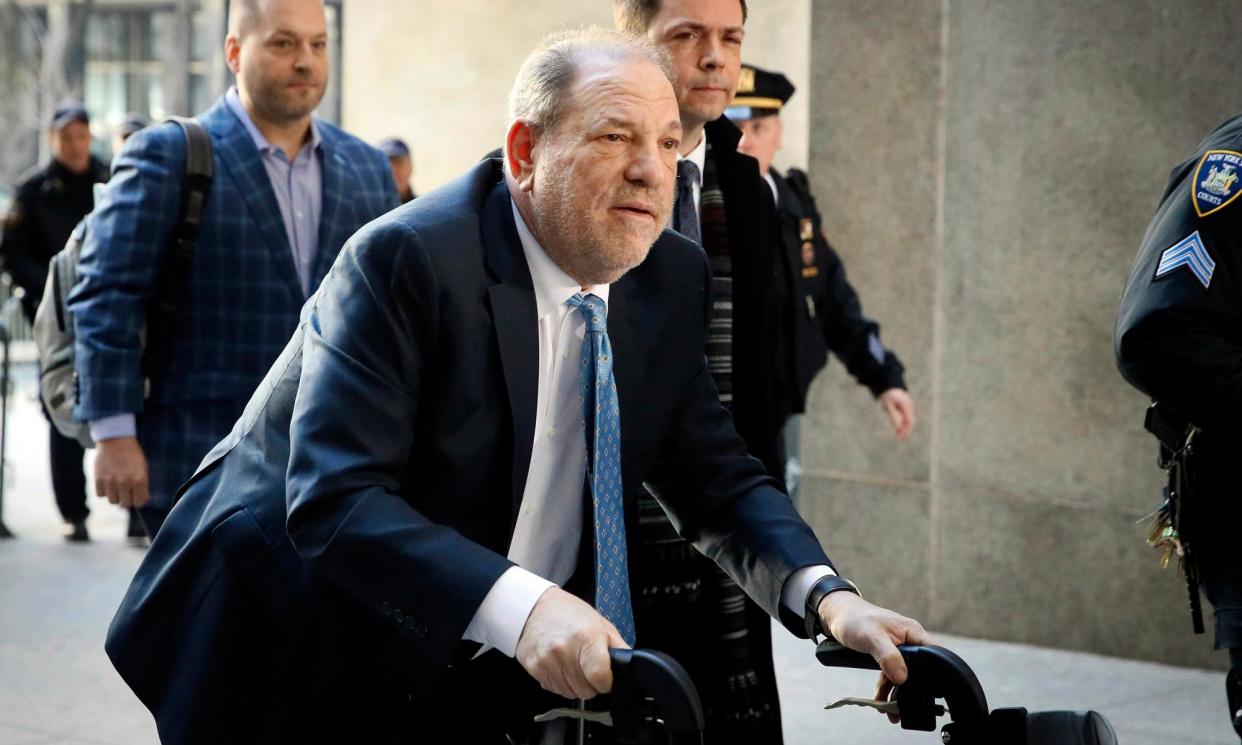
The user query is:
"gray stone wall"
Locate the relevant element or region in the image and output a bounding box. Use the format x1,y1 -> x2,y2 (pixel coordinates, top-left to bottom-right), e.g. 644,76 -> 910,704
805,0 -> 1242,668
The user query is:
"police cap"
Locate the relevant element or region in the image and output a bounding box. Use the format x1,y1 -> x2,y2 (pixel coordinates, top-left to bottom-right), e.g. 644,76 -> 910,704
119,112 -> 149,138
377,137 -> 411,159
725,64 -> 795,122
50,101 -> 89,131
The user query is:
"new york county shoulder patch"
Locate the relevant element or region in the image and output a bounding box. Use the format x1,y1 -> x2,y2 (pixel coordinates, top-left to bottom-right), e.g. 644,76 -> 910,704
1192,149 -> 1242,217
1155,231 -> 1215,289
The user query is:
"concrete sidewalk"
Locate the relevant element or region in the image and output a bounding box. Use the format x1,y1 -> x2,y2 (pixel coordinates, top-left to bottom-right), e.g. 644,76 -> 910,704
0,369 -> 1235,744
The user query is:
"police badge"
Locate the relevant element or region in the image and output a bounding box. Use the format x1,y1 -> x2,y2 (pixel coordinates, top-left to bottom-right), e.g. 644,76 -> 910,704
800,219 -> 818,277
1192,149 -> 1242,217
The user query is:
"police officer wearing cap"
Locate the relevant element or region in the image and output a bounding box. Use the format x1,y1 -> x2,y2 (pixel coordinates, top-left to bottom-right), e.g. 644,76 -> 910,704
0,101 -> 108,541
726,65 -> 916,479
377,136 -> 418,203
1116,113 -> 1242,741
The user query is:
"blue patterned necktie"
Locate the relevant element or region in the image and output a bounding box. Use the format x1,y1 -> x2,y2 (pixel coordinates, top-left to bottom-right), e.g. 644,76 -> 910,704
674,159 -> 702,245
568,292 -> 636,646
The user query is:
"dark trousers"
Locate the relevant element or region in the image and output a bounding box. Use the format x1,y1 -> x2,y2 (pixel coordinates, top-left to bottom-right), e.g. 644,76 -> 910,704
44,402 -> 87,523
1202,566 -> 1242,651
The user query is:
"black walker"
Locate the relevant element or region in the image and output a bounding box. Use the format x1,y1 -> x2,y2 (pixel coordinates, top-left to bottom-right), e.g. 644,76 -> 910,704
816,642 -> 1117,745
593,643 -> 1118,745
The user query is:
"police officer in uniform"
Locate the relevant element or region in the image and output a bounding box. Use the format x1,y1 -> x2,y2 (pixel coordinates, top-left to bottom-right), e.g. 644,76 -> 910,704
725,65 -> 916,491
0,102 -> 108,542
377,136 -> 418,203
1116,113 -> 1242,740
111,112 -> 148,159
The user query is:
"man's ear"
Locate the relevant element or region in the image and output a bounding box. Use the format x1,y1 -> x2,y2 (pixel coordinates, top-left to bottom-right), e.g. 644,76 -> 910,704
225,35 -> 242,75
506,120 -> 539,192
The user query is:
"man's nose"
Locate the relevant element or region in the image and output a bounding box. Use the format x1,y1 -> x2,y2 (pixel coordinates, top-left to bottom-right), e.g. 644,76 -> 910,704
700,37 -> 723,71
293,42 -> 315,69
626,145 -> 665,188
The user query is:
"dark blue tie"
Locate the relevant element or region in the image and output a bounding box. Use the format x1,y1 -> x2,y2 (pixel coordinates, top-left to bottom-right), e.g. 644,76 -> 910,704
568,292 -> 635,645
674,159 -> 702,245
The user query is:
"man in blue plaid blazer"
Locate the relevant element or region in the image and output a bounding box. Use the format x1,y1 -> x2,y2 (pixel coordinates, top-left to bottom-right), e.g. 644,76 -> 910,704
69,0 -> 399,535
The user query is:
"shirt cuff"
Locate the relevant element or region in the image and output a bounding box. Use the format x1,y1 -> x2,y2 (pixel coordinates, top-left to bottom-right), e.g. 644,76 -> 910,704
90,414 -> 137,442
461,566 -> 556,657
780,564 -> 837,616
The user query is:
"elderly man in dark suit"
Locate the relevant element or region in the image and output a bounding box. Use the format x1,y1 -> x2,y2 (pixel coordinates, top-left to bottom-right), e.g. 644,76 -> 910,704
105,27 -> 925,744
69,0 -> 398,536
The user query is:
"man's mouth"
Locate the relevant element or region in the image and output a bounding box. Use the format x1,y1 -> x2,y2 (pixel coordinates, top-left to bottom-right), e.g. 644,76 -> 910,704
613,203 -> 656,220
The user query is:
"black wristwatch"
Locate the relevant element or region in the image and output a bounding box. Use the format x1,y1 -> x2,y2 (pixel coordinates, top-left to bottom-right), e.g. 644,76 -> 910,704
805,574 -> 861,642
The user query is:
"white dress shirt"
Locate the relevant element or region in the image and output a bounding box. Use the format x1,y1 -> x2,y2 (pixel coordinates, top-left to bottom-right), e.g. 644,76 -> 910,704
461,205 -> 603,656
462,202 -> 835,658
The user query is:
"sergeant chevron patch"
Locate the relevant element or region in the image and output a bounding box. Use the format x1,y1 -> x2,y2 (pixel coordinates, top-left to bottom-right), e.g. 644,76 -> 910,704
1192,149 -> 1242,217
1155,231 -> 1215,289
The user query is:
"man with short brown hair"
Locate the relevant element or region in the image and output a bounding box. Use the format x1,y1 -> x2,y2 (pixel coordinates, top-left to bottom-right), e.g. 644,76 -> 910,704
614,0 -> 748,36
613,1 -> 829,741
72,0 -> 398,536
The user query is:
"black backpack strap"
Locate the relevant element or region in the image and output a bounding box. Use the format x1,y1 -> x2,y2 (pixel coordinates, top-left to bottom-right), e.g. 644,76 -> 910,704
143,117 -> 213,374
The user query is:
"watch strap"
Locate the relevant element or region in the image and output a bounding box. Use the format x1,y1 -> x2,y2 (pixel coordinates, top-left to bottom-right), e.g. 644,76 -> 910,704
804,575 -> 860,641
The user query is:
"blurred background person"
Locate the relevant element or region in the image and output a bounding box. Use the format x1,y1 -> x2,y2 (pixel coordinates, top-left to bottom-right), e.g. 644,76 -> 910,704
111,113 -> 149,160
726,64 -> 915,497
0,102 -> 108,542
378,136 -> 417,203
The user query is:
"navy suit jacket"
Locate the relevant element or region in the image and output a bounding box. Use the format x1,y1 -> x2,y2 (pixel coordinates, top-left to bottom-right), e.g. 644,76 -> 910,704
106,158 -> 831,741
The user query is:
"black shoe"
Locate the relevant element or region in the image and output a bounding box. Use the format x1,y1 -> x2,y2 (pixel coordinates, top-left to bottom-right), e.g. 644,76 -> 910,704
65,520 -> 89,543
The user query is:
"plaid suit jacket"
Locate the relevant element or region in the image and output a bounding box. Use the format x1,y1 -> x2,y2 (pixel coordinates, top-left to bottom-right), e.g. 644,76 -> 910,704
70,96 -> 398,505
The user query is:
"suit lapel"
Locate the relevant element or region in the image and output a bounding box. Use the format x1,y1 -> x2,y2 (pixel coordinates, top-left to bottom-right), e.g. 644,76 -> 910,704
207,102 -> 303,302
481,182 -> 540,528
312,129 -> 349,292
608,268 -> 649,469
772,172 -> 803,286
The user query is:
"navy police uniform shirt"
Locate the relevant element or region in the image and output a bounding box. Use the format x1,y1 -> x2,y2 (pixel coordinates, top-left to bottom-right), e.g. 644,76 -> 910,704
0,156 -> 109,321
1116,115 -> 1242,438
774,167 -> 906,414
1116,113 -> 1242,566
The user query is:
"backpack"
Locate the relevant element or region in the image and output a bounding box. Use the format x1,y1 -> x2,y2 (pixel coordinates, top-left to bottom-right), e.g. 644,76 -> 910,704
34,116 -> 214,448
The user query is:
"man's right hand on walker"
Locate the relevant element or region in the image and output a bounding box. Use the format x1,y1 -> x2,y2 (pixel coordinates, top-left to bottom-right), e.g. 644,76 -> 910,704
516,587 -> 629,700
